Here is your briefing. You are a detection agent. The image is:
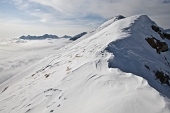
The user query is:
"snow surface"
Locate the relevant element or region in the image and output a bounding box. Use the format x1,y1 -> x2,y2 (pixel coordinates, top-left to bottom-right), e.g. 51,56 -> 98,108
0,38 -> 71,84
0,15 -> 170,113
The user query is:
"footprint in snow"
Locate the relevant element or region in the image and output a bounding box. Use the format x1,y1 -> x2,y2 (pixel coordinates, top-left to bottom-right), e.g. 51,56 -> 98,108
44,88 -> 66,109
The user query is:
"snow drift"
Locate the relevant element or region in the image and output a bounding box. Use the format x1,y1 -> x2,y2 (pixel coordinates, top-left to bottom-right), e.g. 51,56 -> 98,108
0,15 -> 170,113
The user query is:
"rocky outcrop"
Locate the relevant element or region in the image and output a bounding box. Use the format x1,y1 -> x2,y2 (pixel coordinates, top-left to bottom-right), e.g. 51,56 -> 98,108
70,32 -> 87,41
155,70 -> 170,86
163,33 -> 170,40
151,25 -> 170,40
145,37 -> 168,54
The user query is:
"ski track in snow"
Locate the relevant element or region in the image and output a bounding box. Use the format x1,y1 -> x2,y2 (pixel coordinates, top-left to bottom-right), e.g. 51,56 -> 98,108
0,15 -> 170,113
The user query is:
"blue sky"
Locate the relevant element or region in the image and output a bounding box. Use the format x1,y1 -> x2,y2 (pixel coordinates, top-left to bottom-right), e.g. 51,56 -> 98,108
0,0 -> 170,39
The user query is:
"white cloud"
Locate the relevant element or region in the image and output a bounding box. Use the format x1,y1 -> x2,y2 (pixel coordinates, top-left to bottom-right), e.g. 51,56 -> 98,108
11,0 -> 170,25
25,0 -> 170,28
40,19 -> 46,22
1,0 -> 170,39
12,0 -> 30,10
25,0 -> 169,16
35,8 -> 40,11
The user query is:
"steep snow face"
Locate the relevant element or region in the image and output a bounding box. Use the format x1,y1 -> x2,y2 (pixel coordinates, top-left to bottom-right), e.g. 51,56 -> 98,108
106,15 -> 170,98
0,15 -> 170,113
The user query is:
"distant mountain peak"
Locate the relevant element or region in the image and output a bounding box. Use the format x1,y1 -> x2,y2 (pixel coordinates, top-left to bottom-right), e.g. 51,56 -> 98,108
95,15 -> 126,32
61,35 -> 72,38
20,34 -> 58,40
111,15 -> 125,21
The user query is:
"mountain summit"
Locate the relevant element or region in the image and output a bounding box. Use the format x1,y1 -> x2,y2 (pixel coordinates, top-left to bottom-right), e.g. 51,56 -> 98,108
0,15 -> 170,113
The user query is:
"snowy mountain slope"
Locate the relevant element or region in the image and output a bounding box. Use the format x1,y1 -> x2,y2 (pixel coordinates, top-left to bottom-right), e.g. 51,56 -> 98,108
0,38 -> 71,84
94,15 -> 125,32
0,15 -> 170,113
106,15 -> 170,98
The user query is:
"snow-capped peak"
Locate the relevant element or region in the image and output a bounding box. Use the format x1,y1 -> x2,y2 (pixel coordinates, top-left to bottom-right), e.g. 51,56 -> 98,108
0,15 -> 170,113
95,15 -> 125,32
110,15 -> 125,22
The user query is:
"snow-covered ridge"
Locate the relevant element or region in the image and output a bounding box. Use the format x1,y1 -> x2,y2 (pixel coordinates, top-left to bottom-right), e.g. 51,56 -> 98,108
105,15 -> 170,97
0,15 -> 170,113
100,15 -> 125,28
95,15 -> 125,32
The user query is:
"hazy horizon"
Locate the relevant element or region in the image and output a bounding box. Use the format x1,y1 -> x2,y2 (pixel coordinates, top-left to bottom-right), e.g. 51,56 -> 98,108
0,0 -> 170,39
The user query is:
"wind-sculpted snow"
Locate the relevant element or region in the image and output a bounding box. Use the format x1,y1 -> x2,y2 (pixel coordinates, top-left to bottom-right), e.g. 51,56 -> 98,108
0,15 -> 170,113
95,15 -> 125,32
106,15 -> 170,98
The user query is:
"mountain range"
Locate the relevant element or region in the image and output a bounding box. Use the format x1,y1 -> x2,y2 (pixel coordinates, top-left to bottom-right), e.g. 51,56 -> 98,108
0,15 -> 170,113
19,33 -> 87,40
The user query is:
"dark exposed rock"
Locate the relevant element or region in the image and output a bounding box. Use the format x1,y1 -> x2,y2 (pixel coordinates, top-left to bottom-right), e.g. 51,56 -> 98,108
151,25 -> 160,32
145,38 -> 157,49
50,110 -> 54,112
145,37 -> 168,54
2,86 -> 9,93
70,32 -> 87,41
111,15 -> 125,22
144,65 -> 150,70
151,25 -> 170,40
163,33 -> 170,40
155,71 -> 170,86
